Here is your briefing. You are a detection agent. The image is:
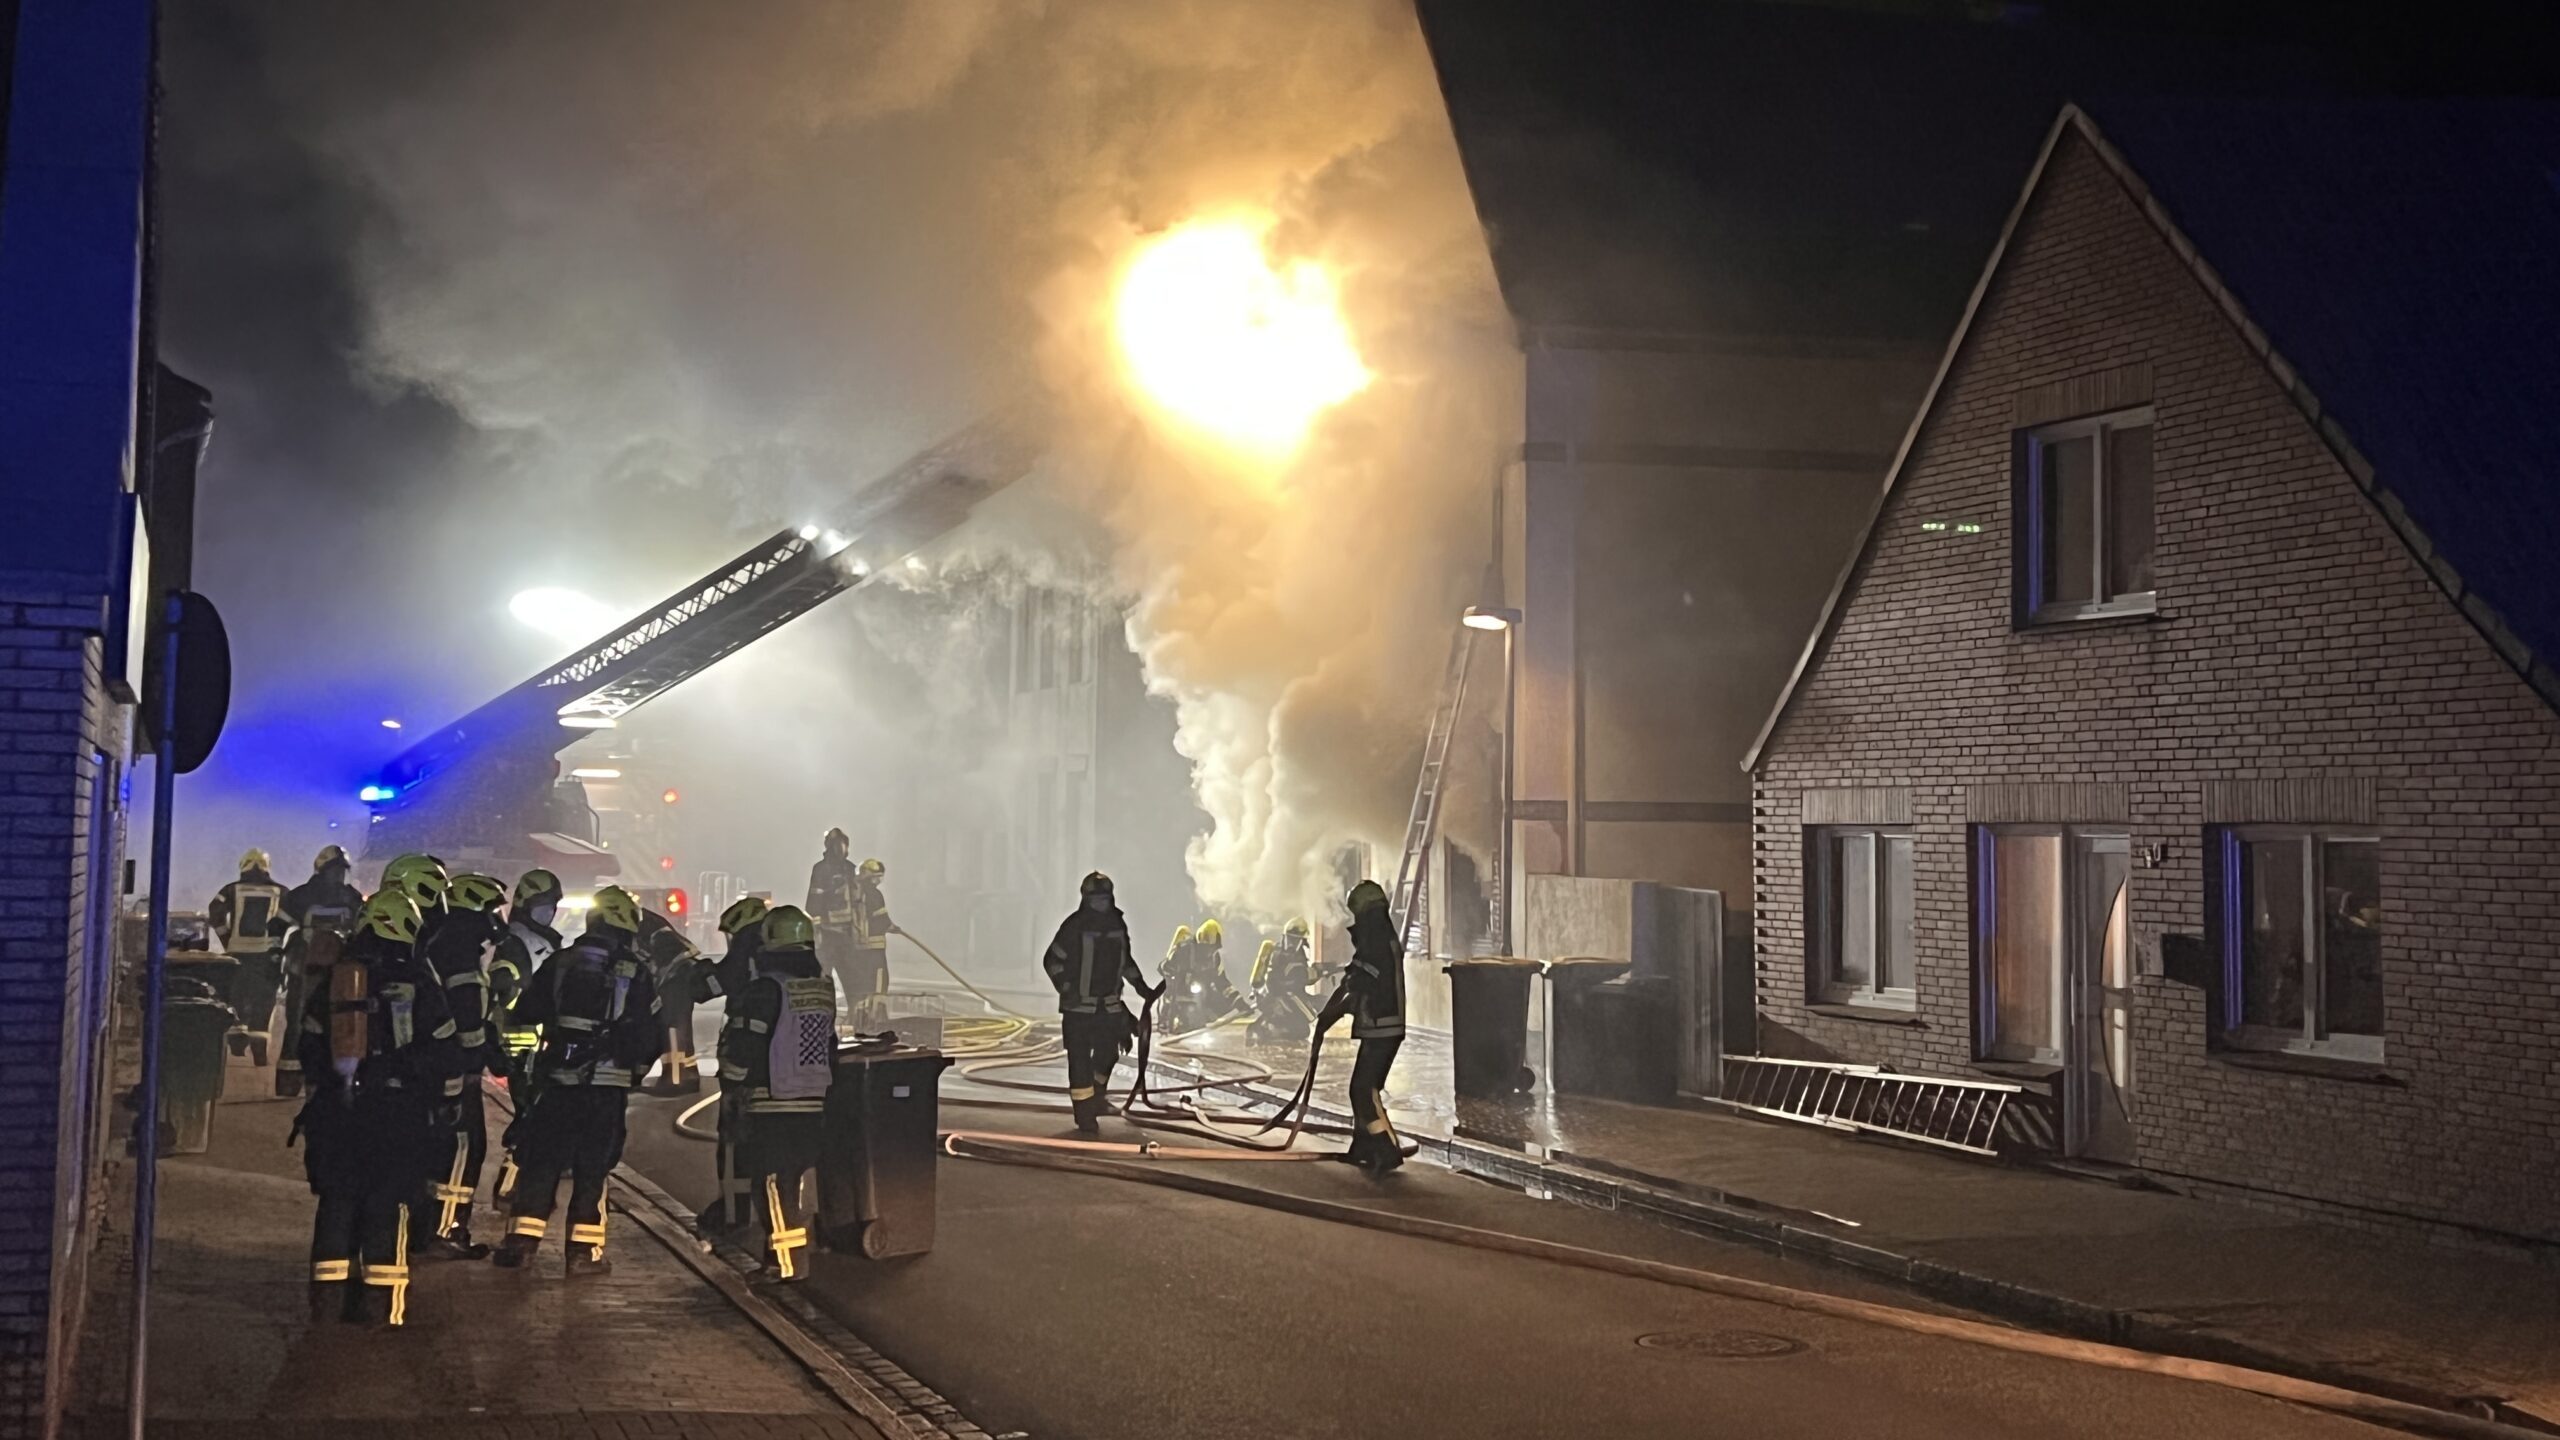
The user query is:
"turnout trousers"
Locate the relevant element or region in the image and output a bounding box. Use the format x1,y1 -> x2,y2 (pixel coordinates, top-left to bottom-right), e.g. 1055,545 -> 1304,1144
503,1084 -> 629,1263
303,1088 -> 435,1324
1347,1034 -> 1405,1171
742,1108 -> 825,1280
1060,1009 -> 1130,1129
416,1079 -> 489,1245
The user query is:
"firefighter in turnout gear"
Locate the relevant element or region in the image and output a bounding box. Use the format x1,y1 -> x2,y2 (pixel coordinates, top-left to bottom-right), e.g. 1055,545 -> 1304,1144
420,872 -> 507,1258
1317,881 -> 1408,1175
805,828 -> 865,1016
637,907 -> 703,1095
846,858 -> 897,1024
209,849 -> 289,1063
377,856 -> 465,1257
718,905 -> 837,1280
1159,918 -> 1243,1035
1248,916 -> 1320,1046
294,889 -> 463,1326
493,886 -> 660,1276
275,845 -> 364,1097
486,869 -> 564,1207
1042,872 -> 1160,1134
693,895 -> 769,1233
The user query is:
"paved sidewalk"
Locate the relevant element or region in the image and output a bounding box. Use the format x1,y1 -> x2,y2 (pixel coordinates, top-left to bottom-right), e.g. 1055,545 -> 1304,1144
68,1092 -> 889,1440
1169,1025 -> 2560,1429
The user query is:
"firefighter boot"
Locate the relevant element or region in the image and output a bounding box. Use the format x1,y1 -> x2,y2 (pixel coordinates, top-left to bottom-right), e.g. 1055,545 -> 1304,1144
490,1230 -> 538,1270
307,1261 -> 352,1324
565,1221 -> 611,1280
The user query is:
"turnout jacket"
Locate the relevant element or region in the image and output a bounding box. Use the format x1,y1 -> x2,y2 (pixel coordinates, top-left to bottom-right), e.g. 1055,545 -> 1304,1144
1043,905 -> 1154,1017
718,943 -> 837,1113
293,932 -> 467,1099
690,929 -> 761,1005
806,856 -> 862,930
423,906 -> 505,1082
513,927 -> 661,1088
1323,910 -> 1407,1041
208,871 -> 288,955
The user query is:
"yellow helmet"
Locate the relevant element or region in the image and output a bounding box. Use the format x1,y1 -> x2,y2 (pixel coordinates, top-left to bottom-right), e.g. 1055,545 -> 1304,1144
1347,879 -> 1389,915
1285,916 -> 1310,938
448,873 -> 506,913
512,868 -> 563,909
313,845 -> 349,873
239,848 -> 271,874
1196,918 -> 1223,945
358,889 -> 424,945
589,886 -> 642,935
761,904 -> 815,949
1167,924 -> 1193,959
719,895 -> 770,937
859,857 -> 885,878
382,853 -> 449,910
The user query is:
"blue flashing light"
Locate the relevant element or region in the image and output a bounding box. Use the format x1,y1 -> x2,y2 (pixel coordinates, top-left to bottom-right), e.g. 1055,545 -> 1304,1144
358,784 -> 396,804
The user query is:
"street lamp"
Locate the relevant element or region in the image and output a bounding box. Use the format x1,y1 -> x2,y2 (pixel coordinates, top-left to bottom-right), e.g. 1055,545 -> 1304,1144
1461,606 -> 1523,953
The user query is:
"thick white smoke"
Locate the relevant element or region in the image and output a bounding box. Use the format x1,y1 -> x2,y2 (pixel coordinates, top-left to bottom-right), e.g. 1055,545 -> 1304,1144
207,0 -> 1513,920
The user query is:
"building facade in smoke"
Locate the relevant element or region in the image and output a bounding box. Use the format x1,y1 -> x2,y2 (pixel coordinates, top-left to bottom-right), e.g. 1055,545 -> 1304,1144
0,3 -> 195,1431
1750,103 -> 2560,1242
882,583 -> 1201,998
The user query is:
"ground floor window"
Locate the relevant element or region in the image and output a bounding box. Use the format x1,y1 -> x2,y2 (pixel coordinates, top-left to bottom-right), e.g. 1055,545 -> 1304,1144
1807,826 -> 1915,1008
2216,828 -> 2383,1062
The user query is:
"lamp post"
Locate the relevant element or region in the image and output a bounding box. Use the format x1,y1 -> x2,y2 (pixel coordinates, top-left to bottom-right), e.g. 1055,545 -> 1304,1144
1461,605 -> 1522,954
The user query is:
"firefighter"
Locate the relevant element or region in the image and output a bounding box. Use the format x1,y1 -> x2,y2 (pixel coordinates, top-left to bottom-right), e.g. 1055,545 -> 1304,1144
844,858 -> 898,1025
294,888 -> 462,1327
493,885 -> 660,1277
274,845 -> 364,1097
1160,918 -> 1243,1034
377,855 -> 463,1257
1316,880 -> 1407,1175
636,905 -> 703,1095
806,828 -> 863,1013
717,905 -> 836,1280
420,872 -> 507,1258
209,849 -> 289,1063
485,868 -> 564,1206
1042,872 -> 1161,1134
693,895 -> 769,1233
1248,916 -> 1320,1046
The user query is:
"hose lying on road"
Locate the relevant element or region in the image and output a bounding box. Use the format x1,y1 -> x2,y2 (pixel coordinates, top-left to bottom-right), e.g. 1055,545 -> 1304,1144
940,1136 -> 2541,1440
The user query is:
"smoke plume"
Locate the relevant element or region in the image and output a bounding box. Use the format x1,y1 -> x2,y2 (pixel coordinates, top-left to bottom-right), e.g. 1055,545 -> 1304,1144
165,1 -> 1512,921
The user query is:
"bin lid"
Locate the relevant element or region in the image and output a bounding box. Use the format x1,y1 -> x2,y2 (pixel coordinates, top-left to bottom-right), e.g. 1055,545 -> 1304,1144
1546,955 -> 1632,970
1442,954 -> 1541,971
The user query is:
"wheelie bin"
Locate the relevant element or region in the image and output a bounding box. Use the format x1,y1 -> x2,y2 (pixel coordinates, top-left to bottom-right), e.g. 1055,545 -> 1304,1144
1550,958 -> 1677,1104
161,977 -> 237,1155
818,1043 -> 954,1259
1444,956 -> 1541,1098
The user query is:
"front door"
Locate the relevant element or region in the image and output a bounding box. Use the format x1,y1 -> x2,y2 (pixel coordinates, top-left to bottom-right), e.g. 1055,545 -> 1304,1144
1982,826 -> 2136,1161
2064,833 -> 2135,1162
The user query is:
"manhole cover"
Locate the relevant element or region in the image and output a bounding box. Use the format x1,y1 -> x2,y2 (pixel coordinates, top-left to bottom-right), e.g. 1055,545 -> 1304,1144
1635,1329 -> 1806,1359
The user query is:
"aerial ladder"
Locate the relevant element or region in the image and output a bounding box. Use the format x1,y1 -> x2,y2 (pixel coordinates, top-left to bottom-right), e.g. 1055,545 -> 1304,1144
361,412 -> 1044,871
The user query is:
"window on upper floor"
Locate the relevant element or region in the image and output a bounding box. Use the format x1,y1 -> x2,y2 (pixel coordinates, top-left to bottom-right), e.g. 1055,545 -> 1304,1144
2214,827 -> 2384,1063
2018,409 -> 2154,624
1808,826 -> 1916,1009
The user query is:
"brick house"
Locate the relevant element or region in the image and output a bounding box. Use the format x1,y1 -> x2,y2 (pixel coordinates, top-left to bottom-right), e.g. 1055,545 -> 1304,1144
1744,102 -> 2560,1244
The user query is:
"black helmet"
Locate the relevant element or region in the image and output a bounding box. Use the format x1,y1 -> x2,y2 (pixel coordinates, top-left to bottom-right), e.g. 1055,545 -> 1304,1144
1080,871 -> 1114,898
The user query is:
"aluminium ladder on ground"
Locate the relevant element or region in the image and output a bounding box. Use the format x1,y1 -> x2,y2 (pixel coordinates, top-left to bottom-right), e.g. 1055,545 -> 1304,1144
1388,625 -> 1479,960
1714,1054 -> 2022,1158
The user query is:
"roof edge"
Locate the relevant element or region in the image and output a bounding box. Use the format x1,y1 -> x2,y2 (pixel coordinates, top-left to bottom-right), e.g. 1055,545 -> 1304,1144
1740,105 -> 2086,773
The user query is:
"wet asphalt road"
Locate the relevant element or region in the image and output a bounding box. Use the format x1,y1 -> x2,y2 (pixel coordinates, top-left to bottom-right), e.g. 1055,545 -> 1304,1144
619,1060 -> 2395,1440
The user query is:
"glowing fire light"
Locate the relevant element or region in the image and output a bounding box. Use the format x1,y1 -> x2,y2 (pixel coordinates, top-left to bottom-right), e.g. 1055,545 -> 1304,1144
1113,219 -> 1369,457
509,587 -> 620,643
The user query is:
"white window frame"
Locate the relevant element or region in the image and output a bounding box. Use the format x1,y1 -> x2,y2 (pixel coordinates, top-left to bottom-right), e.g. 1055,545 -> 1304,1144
2019,406 -> 2156,624
1808,825 -> 1917,1011
2220,826 -> 2384,1064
